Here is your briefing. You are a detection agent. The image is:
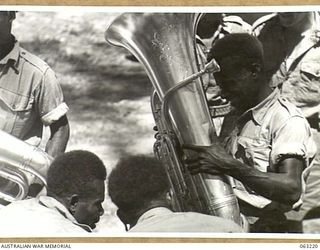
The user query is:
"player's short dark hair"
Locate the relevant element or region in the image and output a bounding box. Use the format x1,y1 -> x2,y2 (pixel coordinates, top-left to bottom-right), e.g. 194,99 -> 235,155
108,154 -> 169,211
47,150 -> 106,199
207,33 -> 264,69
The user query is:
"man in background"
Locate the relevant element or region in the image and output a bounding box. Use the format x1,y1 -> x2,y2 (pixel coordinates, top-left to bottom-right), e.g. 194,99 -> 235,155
0,11 -> 69,157
253,12 -> 320,232
0,10 -> 70,201
108,154 -> 243,232
0,150 -> 106,235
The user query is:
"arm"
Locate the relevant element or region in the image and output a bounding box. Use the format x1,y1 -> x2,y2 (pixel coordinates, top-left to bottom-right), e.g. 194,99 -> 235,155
184,143 -> 303,205
36,67 -> 69,157
184,115 -> 314,206
45,115 -> 70,158
233,157 -> 303,205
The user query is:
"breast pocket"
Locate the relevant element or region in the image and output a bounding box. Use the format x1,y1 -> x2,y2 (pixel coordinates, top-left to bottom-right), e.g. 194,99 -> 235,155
301,60 -> 320,77
299,62 -> 320,92
236,136 -> 271,173
0,88 -> 34,113
287,61 -> 320,105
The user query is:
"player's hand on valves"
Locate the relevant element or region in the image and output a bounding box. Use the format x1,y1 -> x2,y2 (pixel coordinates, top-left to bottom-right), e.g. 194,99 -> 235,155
183,142 -> 237,176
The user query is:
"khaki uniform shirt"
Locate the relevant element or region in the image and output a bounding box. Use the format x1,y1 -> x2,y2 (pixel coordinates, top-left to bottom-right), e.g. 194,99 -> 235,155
129,207 -> 244,232
220,89 -> 316,213
0,196 -> 90,236
253,13 -> 320,113
0,41 -> 68,146
253,14 -> 320,225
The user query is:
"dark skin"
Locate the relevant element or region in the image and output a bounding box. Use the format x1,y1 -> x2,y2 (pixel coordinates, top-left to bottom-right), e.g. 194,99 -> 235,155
278,12 -> 312,32
46,115 -> 70,157
0,12 -> 15,59
49,179 -> 105,231
185,143 -> 303,205
184,57 -> 304,206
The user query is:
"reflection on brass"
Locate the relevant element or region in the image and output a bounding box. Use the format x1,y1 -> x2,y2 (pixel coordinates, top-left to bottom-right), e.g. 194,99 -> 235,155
0,130 -> 52,202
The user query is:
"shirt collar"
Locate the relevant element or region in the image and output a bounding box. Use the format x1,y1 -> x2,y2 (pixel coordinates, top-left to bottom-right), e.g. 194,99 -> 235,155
38,196 -> 92,232
136,207 -> 173,225
0,40 -> 20,70
239,88 -> 280,126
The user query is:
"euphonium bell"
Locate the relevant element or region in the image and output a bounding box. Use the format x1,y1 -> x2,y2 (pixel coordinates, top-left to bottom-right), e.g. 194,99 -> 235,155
0,130 -> 52,202
106,13 -> 241,224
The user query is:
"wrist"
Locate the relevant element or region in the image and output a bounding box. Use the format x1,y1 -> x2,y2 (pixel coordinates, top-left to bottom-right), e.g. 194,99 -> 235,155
226,159 -> 250,178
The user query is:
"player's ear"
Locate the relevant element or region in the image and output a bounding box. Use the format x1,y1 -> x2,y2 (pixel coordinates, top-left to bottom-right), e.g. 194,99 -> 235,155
250,63 -> 261,79
68,194 -> 79,215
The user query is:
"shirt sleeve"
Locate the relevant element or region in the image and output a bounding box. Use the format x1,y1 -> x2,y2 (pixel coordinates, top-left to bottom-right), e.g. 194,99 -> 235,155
271,116 -> 317,209
35,67 -> 69,126
270,116 -> 316,168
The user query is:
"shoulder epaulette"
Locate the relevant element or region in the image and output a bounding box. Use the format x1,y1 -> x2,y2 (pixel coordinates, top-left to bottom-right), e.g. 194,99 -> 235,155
278,96 -> 304,117
19,47 -> 49,73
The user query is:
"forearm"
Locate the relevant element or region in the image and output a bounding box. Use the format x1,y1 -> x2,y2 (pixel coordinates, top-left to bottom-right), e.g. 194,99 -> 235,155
184,144 -> 303,205
45,115 -> 70,158
226,159 -> 302,205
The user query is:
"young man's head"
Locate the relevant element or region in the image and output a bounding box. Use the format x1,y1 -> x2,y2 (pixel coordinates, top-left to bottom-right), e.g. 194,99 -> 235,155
0,11 -> 15,44
108,154 -> 170,228
277,12 -> 312,29
207,33 -> 265,112
0,11 -> 16,60
47,150 -> 107,230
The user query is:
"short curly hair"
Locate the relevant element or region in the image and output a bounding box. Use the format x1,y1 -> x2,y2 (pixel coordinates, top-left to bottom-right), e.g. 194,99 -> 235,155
207,33 -> 264,69
108,154 -> 169,211
47,150 -> 106,199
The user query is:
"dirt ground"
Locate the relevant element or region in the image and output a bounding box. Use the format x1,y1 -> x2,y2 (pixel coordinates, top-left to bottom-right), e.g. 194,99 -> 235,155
13,11 -> 156,233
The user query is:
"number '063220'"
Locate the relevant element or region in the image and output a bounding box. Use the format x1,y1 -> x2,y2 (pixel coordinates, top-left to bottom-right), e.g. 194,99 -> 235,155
300,244 -> 318,248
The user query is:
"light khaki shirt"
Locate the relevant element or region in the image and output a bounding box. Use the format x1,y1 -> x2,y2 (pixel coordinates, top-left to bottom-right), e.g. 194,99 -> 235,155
129,207 -> 243,232
221,88 -> 316,211
0,196 -> 90,236
253,13 -> 320,115
0,41 -> 68,146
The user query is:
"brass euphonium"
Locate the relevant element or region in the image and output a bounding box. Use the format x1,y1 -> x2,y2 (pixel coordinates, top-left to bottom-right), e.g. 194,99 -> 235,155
0,130 -> 52,202
106,13 -> 241,224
